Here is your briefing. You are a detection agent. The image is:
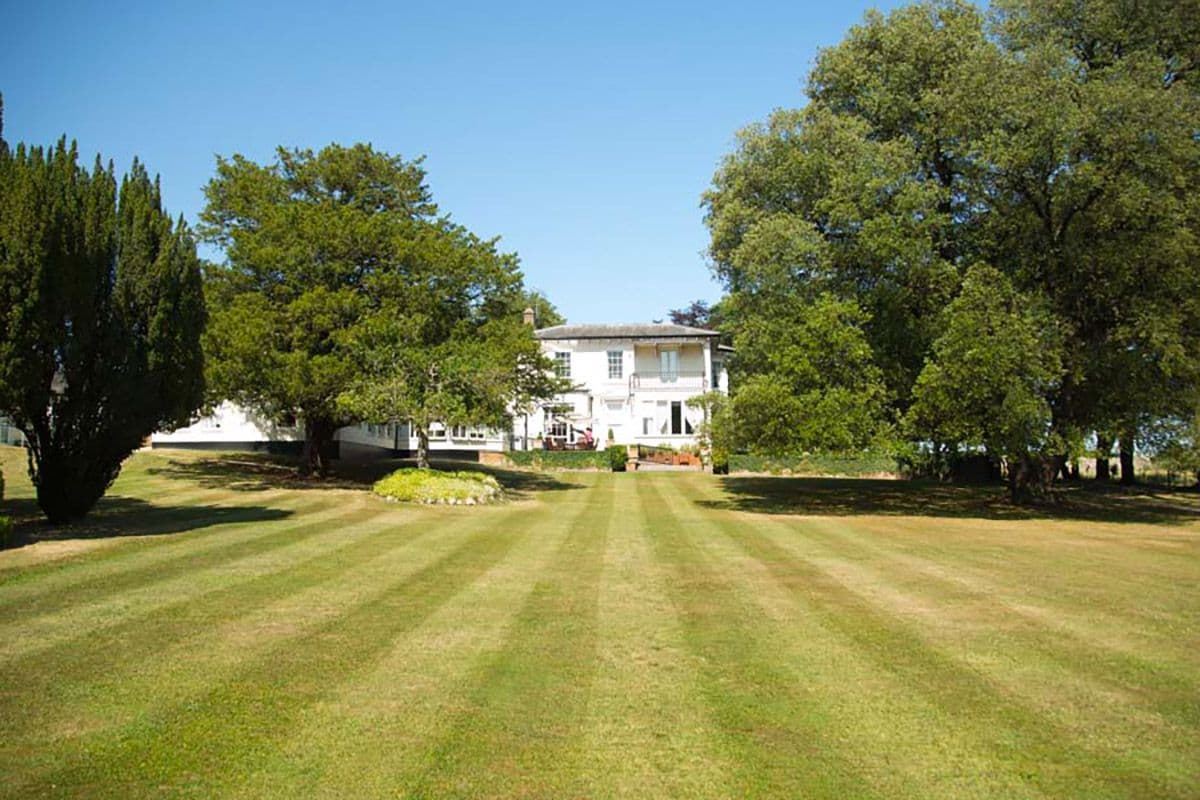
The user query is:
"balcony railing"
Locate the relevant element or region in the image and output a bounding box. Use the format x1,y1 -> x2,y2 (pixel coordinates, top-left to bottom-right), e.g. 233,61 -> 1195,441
629,371 -> 708,391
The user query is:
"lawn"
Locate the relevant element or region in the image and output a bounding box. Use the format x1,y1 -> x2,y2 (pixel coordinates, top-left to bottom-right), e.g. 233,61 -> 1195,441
1,446 -> 1198,799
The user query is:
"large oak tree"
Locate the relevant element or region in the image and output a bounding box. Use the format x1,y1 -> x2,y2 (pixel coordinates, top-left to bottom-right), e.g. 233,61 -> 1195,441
704,0 -> 1200,493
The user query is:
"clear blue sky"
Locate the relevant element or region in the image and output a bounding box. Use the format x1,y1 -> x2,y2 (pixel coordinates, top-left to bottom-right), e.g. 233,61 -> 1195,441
1,0 -> 901,323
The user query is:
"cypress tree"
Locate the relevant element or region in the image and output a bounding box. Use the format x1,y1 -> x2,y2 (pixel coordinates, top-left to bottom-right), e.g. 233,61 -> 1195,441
0,132 -> 205,522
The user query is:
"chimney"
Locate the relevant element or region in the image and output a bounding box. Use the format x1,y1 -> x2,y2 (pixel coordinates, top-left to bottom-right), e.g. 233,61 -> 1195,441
523,307 -> 536,327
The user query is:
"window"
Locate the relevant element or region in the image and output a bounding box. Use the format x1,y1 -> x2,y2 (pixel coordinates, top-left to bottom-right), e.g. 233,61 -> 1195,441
545,409 -> 569,441
607,350 -> 623,379
448,425 -> 488,441
660,349 -> 678,382
553,352 -> 571,378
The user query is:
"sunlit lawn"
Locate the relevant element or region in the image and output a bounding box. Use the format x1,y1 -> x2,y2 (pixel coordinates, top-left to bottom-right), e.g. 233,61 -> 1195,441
1,446 -> 1198,798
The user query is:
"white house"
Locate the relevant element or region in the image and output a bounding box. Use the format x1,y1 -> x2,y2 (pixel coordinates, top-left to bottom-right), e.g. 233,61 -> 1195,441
517,322 -> 730,450
150,403 -> 507,458
149,401 -> 304,453
149,321 -> 729,457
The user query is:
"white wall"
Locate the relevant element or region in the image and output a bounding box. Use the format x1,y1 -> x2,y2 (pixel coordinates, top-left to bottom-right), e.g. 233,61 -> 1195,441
151,402 -> 302,446
519,336 -> 721,449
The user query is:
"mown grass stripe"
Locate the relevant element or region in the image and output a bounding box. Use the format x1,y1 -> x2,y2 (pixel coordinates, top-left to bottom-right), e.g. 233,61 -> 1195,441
678,476 -> 1190,799
0,487 -> 324,594
639,475 -> 885,799
0,502 -> 399,665
220,481 -> 592,798
574,473 -> 734,799
403,472 -> 613,799
0,494 -> 342,617
14,502 -> 534,800
0,500 -> 410,666
779,514 -> 1200,733
702,484 -> 1200,681
0,500 -> 516,776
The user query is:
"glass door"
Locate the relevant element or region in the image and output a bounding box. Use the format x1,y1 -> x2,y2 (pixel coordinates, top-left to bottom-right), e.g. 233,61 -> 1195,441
659,349 -> 678,383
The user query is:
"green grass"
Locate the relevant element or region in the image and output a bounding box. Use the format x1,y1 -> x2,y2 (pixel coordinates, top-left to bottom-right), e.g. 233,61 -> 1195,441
1,446 -> 1198,798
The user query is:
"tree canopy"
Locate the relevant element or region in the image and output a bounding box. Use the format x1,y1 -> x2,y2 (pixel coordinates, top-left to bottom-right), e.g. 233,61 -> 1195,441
0,124 -> 205,521
201,143 -> 557,473
703,0 -> 1200,497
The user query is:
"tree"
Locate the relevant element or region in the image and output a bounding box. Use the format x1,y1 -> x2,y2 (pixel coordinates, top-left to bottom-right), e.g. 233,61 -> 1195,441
905,265 -> 1063,502
1155,410 -> 1200,487
337,223 -> 561,468
704,0 -> 1200,484
0,134 -> 205,522
668,300 -> 713,329
199,144 -> 438,475
951,1 -> 1200,483
686,390 -> 734,470
728,291 -> 891,454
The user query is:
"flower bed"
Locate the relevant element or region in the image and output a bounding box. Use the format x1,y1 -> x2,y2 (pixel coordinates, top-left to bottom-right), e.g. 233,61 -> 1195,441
372,468 -> 502,505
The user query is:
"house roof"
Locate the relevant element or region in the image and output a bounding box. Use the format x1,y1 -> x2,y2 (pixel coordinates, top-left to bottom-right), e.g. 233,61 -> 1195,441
534,323 -> 720,340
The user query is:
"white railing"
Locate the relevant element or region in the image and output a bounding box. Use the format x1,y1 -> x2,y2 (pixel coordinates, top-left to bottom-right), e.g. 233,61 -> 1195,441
629,371 -> 707,391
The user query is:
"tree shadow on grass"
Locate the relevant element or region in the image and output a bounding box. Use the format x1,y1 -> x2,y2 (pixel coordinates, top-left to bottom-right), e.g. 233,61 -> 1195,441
1,494 -> 293,548
699,476 -> 1200,525
145,452 -> 578,500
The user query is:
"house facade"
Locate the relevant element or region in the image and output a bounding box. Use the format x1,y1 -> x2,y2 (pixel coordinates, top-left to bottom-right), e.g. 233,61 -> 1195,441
148,322 -> 729,457
150,402 -> 506,458
149,402 -> 304,453
517,323 -> 730,450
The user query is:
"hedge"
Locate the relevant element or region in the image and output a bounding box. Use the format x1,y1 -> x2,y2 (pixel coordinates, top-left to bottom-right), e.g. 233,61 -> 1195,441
506,450 -> 609,470
729,451 -> 898,477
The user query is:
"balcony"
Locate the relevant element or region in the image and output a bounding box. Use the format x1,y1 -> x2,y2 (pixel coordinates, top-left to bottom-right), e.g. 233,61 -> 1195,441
629,371 -> 708,391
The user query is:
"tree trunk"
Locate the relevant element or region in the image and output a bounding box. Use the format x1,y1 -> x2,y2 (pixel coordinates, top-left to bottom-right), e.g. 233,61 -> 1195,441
1057,455 -> 1071,482
301,420 -> 316,476
416,424 -> 430,469
1119,433 -> 1135,486
1007,454 -> 1056,504
301,416 -> 336,477
1095,435 -> 1111,481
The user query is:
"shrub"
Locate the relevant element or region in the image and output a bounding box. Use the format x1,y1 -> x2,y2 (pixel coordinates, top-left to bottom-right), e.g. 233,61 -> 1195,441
607,445 -> 628,472
711,448 -> 730,475
373,468 -> 502,505
506,450 -> 609,470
